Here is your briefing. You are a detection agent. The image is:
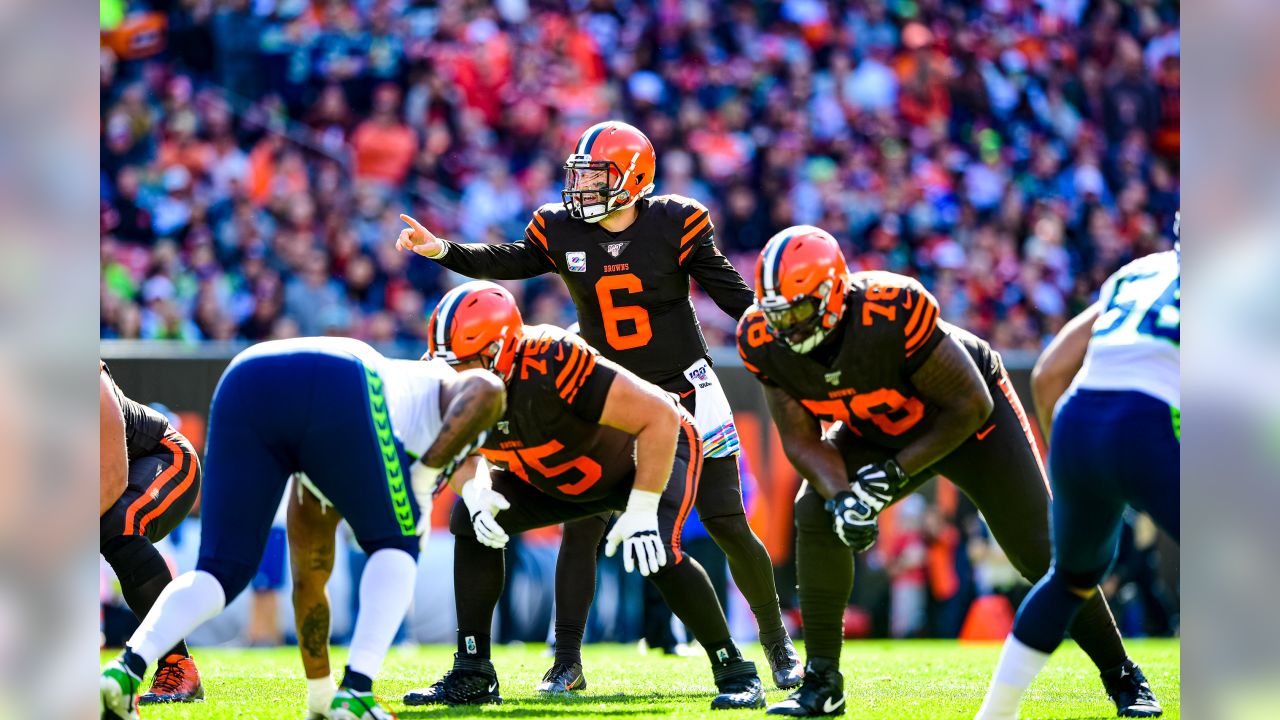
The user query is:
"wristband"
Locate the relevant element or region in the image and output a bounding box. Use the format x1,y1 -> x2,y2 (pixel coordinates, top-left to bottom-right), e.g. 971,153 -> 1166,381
624,488 -> 662,514
427,240 -> 449,259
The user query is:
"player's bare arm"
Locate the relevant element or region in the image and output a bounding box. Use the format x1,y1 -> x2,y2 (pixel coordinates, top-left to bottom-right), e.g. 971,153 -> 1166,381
100,368 -> 128,516
1030,303 -> 1100,436
286,477 -> 342,683
764,384 -> 849,500
895,335 -> 994,476
596,367 -> 680,494
421,370 -> 505,469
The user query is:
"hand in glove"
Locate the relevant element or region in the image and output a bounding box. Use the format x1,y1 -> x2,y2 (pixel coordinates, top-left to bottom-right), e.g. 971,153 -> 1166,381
825,491 -> 880,552
604,489 -> 666,576
460,477 -> 510,549
849,459 -> 908,516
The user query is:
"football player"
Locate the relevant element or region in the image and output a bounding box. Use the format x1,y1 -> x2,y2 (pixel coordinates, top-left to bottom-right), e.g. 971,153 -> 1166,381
975,240 -> 1179,720
396,120 -> 801,691
402,281 -> 766,710
100,361 -> 204,704
100,337 -> 502,720
736,226 -> 1161,717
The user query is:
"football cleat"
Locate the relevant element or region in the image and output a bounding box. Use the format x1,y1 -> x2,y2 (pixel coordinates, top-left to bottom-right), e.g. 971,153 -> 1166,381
138,653 -> 204,704
1101,660 -> 1163,717
100,655 -> 142,720
537,661 -> 587,693
403,654 -> 502,706
329,688 -> 396,719
710,659 -> 766,710
767,659 -> 846,716
764,636 -> 805,689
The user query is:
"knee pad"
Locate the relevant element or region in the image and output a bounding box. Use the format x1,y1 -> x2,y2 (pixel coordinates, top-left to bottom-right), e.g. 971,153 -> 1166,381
360,534 -> 420,561
701,514 -> 752,545
1050,563 -> 1106,593
449,498 -> 473,537
561,515 -> 608,549
101,535 -> 161,580
195,555 -> 258,601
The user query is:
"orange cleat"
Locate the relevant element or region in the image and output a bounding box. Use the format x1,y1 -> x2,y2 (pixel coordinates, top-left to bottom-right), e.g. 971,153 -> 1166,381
138,653 -> 205,704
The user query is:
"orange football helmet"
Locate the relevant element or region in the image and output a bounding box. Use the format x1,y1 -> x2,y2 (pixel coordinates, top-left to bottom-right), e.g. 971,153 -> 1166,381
754,225 -> 849,353
428,281 -> 523,380
562,120 -> 656,223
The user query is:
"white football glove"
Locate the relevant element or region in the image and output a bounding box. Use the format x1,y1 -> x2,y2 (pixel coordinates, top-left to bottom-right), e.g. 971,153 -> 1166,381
409,463 -> 443,552
604,489 -> 666,576
460,477 -> 510,549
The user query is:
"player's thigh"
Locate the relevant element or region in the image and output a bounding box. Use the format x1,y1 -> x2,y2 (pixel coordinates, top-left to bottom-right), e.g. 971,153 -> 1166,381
693,455 -> 746,520
1047,399 -> 1129,580
560,513 -> 610,554
130,432 -> 202,543
1115,395 -> 1181,542
936,386 -> 1055,581
449,468 -> 618,538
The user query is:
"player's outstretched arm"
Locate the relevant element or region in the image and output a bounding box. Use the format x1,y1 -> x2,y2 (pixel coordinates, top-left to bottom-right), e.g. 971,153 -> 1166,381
597,368 -> 680,495
100,368 -> 127,516
764,385 -> 850,500
896,335 -> 994,476
422,369 -> 505,470
1031,303 -> 1100,436
396,213 -> 555,280
286,476 -> 342,714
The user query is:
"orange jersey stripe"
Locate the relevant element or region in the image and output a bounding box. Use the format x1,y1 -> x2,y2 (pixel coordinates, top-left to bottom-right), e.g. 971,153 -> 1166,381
681,215 -> 710,246
534,211 -> 547,228
683,208 -> 706,228
903,293 -> 929,337
670,418 -> 702,563
555,344 -> 584,391
528,223 -> 549,248
564,354 -> 596,404
123,435 -> 184,535
678,245 -> 695,264
905,303 -> 938,355
997,372 -> 1049,496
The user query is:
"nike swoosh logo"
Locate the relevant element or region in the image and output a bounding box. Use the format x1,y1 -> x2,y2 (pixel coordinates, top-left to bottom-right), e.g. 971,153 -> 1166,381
976,424 -> 996,441
488,682 -> 498,692
679,388 -> 695,398
823,696 -> 845,712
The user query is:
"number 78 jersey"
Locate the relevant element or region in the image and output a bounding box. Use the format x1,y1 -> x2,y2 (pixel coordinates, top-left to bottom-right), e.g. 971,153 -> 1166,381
1073,250 -> 1180,408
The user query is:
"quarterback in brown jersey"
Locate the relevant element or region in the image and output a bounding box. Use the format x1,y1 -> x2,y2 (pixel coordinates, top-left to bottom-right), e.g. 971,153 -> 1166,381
395,120 -> 801,691
736,227 -> 1161,718
402,282 -> 765,710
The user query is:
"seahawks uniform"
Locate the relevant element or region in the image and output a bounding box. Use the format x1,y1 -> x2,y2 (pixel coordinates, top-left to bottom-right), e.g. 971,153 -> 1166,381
447,325 -> 741,668
737,271 -> 1135,676
100,361 -> 201,548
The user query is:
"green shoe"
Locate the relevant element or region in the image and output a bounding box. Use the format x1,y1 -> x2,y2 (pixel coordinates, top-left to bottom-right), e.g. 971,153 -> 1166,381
100,656 -> 142,720
330,688 -> 396,719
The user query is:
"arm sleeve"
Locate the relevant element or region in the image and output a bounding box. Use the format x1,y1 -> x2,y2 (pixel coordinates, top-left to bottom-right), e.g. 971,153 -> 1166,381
677,201 -> 754,320
433,213 -> 557,280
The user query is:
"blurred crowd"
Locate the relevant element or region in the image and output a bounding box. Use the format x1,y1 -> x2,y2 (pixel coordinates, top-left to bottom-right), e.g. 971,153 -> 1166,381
100,0 -> 1180,352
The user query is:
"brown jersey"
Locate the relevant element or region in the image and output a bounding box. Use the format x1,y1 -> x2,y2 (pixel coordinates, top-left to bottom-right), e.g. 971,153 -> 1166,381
433,195 -> 753,383
101,360 -> 171,461
736,271 -> 1003,450
477,324 -> 644,502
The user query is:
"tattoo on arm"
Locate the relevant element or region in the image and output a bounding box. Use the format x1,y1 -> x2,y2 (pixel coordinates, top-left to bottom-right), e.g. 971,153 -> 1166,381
898,336 -> 993,476
423,371 -> 505,468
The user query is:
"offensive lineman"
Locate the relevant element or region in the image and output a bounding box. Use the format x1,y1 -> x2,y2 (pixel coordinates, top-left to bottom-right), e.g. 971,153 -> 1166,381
736,226 -> 1161,717
975,240 -> 1180,719
100,362 -> 204,704
403,281 -> 766,710
100,337 -> 502,720
395,120 -> 801,691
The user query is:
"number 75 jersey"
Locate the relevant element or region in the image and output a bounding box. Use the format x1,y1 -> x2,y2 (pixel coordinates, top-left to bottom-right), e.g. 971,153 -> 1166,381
737,271 -> 1003,449
1073,250 -> 1180,408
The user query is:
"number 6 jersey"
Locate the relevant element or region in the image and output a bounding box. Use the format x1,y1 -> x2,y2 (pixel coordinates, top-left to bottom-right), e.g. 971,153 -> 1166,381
1071,250 -> 1180,408
737,271 -> 1003,449
429,195 -> 754,384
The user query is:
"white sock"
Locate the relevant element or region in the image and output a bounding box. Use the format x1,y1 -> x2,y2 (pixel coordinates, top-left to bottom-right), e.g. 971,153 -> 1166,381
346,548 -> 417,679
308,675 -> 337,713
975,635 -> 1051,720
128,570 -> 227,666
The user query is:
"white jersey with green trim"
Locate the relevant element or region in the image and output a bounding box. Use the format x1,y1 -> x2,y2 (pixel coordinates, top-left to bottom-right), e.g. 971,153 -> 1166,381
1069,250 -> 1180,409
380,356 -> 454,459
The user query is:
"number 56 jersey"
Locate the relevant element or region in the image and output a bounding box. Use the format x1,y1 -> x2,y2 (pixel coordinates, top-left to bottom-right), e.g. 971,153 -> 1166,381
1072,250 -> 1180,408
737,271 -> 1003,449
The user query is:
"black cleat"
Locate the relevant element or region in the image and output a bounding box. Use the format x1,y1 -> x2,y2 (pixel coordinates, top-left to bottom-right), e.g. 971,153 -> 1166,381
1101,659 -> 1163,717
764,635 -> 804,689
403,654 -> 502,706
767,659 -> 846,716
537,661 -> 587,694
711,659 -> 766,710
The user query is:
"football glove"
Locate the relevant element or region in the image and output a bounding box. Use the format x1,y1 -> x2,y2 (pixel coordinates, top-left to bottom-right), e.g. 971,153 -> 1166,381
826,491 -> 879,551
460,478 -> 510,549
850,459 -> 908,516
604,489 -> 666,576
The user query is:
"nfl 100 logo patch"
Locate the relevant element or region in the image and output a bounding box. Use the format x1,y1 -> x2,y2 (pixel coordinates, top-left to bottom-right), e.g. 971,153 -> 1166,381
566,251 -> 587,272
690,365 -> 708,382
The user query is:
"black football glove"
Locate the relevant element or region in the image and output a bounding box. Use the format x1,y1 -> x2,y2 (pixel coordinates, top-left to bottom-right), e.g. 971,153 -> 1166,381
825,492 -> 879,552
850,459 -> 909,516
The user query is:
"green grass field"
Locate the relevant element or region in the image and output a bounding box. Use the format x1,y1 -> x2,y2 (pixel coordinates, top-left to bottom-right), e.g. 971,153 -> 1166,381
117,639 -> 1179,719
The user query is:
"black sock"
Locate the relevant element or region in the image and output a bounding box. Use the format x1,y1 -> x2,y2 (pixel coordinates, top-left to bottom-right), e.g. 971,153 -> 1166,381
704,638 -> 743,668
122,646 -> 148,679
453,535 -> 505,661
1070,590 -> 1128,673
340,667 -> 372,693
554,516 -> 606,665
647,557 -> 731,647
457,632 -> 492,660
104,535 -> 191,658
794,490 -> 855,664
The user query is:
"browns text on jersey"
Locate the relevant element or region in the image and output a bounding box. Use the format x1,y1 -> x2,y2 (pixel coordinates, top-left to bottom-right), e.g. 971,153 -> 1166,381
737,271 -> 1002,449
434,195 -> 752,383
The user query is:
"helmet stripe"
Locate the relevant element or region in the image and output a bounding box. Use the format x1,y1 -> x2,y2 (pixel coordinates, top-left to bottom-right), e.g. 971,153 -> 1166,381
434,286 -> 467,351
761,230 -> 797,298
578,123 -> 608,156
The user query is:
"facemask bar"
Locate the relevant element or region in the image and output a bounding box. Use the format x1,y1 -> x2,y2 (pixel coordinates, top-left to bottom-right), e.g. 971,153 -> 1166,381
759,280 -> 835,354
562,152 -> 638,223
